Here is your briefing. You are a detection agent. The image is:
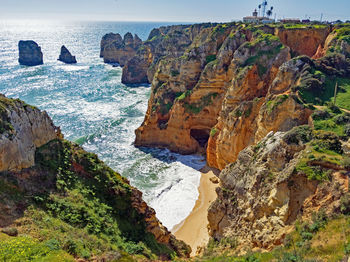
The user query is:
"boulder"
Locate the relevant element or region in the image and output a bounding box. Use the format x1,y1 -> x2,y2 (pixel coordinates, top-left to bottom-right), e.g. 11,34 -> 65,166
58,45 -> 77,64
18,40 -> 43,66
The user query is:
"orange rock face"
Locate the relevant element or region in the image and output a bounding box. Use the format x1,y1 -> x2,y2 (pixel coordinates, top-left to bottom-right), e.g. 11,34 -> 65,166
275,27 -> 331,57
100,23 -> 350,173
132,24 -> 340,170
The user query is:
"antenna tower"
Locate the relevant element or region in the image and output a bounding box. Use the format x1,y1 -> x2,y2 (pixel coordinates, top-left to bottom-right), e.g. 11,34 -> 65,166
262,0 -> 268,17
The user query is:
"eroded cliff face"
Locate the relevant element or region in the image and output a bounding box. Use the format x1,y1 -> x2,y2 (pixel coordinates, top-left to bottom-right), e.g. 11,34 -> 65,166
0,95 -> 59,172
207,129 -> 349,250
0,95 -> 190,260
106,23 -> 350,173
100,32 -> 142,65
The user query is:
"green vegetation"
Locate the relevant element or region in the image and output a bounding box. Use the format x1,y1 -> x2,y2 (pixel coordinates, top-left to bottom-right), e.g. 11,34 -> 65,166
297,71 -> 350,109
266,95 -> 289,114
334,26 -> 350,44
210,128 -> 218,137
184,92 -> 218,114
241,31 -> 285,77
0,138 -> 179,261
0,234 -> 74,262
0,96 -> 16,135
245,30 -> 280,48
176,90 -> 191,101
206,55 -> 217,64
295,130 -> 345,181
312,105 -> 350,136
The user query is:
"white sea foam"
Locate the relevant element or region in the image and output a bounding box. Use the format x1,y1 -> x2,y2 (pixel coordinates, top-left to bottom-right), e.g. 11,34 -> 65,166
146,154 -> 205,230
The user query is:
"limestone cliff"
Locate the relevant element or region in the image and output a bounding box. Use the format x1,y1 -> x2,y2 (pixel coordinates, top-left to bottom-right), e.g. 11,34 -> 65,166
0,95 -> 190,260
208,129 -> 349,250
112,23 -> 349,172
100,32 -> 142,66
0,95 -> 59,172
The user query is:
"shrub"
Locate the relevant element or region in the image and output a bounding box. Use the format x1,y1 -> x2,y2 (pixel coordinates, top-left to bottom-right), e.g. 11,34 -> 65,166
312,110 -> 331,120
206,55 -> 217,64
210,128 -> 218,137
340,194 -> 350,214
345,242 -> 350,255
284,125 -> 313,145
342,157 -> 350,169
345,124 -> 350,136
313,130 -> 343,154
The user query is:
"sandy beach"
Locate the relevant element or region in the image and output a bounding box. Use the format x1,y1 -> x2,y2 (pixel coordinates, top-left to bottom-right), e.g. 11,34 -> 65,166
172,166 -> 220,256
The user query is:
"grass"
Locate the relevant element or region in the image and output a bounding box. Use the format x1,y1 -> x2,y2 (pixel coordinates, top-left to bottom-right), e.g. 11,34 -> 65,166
194,214 -> 350,262
335,78 -> 350,110
312,106 -> 350,137
0,234 -> 74,262
297,65 -> 350,108
294,129 -> 346,181
183,93 -> 218,114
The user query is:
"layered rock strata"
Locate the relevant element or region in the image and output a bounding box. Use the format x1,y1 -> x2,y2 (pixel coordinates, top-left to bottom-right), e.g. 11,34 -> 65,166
101,23 -> 349,171
208,130 -> 349,250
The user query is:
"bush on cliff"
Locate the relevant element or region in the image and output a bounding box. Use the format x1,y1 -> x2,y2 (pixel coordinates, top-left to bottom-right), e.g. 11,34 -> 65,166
0,138 -> 180,261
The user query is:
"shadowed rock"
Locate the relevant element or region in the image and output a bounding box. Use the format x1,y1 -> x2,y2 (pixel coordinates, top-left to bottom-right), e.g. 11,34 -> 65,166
58,45 -> 77,64
18,40 -> 43,66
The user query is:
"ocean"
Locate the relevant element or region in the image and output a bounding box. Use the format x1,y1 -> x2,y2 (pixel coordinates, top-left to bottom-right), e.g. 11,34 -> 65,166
0,20 -> 205,230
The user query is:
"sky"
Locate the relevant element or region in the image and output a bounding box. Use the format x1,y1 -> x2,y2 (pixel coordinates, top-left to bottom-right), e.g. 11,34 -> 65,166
0,0 -> 349,22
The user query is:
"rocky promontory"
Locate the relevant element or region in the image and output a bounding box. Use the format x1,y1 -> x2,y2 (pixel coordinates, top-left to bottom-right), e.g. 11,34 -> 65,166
58,45 -> 77,64
18,40 -> 43,66
0,94 -> 190,260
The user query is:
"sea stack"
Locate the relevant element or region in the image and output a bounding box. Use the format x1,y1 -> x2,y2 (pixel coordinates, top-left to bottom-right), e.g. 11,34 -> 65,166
58,45 -> 77,64
18,40 -> 43,66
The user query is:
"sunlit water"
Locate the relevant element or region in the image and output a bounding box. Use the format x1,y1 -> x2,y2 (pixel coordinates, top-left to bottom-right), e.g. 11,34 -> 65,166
0,20 -> 205,230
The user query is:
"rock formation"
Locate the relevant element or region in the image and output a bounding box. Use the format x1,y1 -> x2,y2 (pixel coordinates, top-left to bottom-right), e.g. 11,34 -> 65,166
208,129 -> 349,250
105,23 -> 349,171
18,40 -> 43,66
0,94 -> 59,172
100,32 -> 143,66
58,45 -> 77,64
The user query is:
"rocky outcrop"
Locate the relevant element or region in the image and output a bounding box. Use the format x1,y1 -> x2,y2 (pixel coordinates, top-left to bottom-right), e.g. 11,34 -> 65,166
18,40 -> 43,66
100,32 -> 142,66
0,94 -> 59,172
208,130 -> 349,250
0,95 -> 190,259
58,45 -> 77,64
275,26 -> 331,57
126,23 -> 350,171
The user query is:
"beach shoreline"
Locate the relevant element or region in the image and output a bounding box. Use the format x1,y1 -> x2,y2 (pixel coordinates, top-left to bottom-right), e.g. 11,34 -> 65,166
172,166 -> 220,256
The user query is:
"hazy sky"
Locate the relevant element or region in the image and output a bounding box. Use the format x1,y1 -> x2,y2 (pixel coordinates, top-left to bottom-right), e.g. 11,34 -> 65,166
0,0 -> 349,22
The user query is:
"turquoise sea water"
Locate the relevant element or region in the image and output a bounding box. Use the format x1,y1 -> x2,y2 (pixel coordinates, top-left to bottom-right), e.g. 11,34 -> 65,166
0,20 -> 205,230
